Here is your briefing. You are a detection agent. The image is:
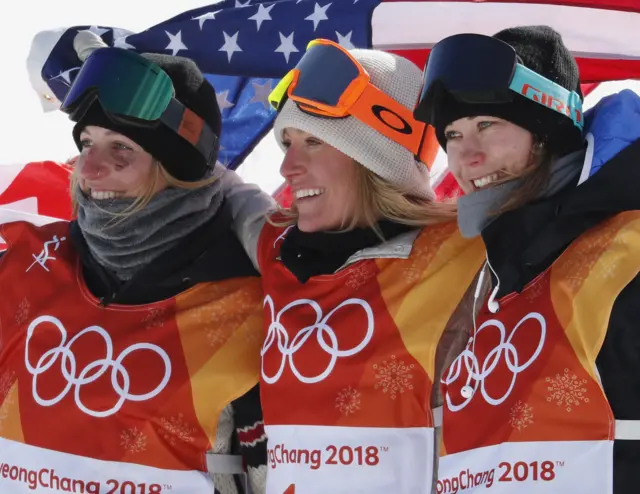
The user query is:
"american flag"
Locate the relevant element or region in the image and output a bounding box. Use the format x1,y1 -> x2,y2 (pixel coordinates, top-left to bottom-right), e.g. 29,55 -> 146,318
2,0 -> 640,249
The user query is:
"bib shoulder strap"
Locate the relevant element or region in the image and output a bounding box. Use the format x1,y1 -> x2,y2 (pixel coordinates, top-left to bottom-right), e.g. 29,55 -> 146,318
206,452 -> 252,493
615,420 -> 640,440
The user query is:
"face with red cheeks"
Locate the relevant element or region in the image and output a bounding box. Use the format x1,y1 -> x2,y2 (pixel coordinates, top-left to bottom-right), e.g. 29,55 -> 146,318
75,126 -> 167,200
444,116 -> 536,193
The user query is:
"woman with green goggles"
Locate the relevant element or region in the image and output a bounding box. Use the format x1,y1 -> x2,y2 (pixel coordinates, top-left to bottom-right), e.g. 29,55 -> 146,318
0,32 -> 270,494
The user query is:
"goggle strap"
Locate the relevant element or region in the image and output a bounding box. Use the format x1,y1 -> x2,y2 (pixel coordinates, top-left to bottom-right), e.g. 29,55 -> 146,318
416,125 -> 439,171
269,69 -> 297,111
350,83 -> 424,156
510,64 -> 584,130
161,98 -> 219,165
270,38 -> 436,170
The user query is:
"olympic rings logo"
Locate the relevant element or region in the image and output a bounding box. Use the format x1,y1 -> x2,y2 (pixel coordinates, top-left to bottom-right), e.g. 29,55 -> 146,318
443,312 -> 546,412
261,296 -> 375,384
24,315 -> 172,418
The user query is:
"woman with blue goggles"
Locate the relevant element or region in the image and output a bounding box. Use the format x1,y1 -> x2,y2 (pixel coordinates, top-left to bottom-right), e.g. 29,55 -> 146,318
415,25 -> 640,494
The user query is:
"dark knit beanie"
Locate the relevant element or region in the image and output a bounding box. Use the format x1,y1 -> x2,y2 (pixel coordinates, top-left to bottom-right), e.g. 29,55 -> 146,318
432,26 -> 585,157
72,53 -> 221,182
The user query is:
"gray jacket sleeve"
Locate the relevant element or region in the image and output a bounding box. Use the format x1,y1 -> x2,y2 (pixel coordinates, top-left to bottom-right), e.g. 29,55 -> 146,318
219,166 -> 277,272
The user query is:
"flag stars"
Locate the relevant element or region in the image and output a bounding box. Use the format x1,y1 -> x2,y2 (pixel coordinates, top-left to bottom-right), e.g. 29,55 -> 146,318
305,3 -> 331,31
248,4 -> 275,31
114,36 -> 135,49
216,90 -> 235,111
336,31 -> 355,49
165,30 -> 188,55
219,31 -> 242,62
250,80 -> 275,109
52,67 -> 80,86
275,32 -> 299,64
112,28 -> 135,49
193,11 -> 220,30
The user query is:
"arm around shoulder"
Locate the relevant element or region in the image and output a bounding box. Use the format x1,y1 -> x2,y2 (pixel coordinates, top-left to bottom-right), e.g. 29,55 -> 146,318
219,166 -> 277,272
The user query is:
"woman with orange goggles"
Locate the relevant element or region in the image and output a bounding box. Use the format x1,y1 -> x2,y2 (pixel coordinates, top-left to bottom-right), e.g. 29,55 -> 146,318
221,39 -> 486,493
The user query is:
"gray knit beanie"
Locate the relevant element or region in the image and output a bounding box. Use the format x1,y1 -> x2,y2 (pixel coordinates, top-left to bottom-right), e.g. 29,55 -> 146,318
273,49 -> 434,200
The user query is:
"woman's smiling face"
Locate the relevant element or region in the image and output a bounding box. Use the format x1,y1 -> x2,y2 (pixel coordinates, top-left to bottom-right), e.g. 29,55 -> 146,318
75,125 -> 167,199
444,116 -> 536,193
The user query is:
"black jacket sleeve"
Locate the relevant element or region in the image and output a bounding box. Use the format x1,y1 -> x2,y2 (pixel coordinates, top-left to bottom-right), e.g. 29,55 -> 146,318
597,273 -> 640,492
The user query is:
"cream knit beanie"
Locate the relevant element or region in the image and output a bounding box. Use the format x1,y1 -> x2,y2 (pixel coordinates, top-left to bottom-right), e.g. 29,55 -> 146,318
273,49 -> 434,200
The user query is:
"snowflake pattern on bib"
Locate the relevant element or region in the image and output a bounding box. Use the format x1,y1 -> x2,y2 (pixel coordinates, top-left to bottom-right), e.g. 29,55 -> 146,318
373,355 -> 415,400
546,368 -> 590,412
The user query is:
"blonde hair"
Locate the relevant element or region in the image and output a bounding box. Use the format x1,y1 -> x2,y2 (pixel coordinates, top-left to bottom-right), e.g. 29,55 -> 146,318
70,160 -> 218,227
269,161 -> 456,238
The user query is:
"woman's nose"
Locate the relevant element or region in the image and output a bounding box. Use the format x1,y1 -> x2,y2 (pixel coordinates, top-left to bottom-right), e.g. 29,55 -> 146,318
76,148 -> 108,180
459,145 -> 486,168
279,147 -> 305,180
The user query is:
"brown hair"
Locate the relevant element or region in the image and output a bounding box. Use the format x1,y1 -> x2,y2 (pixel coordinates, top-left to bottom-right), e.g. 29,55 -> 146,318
495,139 -> 556,213
268,161 -> 456,238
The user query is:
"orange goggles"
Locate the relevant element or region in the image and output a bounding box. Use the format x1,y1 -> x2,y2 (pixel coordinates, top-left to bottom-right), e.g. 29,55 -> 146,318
269,38 -> 438,168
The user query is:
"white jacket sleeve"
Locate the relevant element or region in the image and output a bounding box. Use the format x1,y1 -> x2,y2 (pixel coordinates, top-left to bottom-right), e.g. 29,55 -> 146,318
219,166 -> 277,272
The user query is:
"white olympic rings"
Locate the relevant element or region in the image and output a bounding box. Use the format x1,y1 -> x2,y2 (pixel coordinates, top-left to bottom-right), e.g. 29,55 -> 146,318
261,296 -> 375,384
25,315 -> 172,418
443,312 -> 546,412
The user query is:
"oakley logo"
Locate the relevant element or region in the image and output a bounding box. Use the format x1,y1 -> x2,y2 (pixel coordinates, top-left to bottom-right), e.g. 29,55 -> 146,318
371,105 -> 413,135
443,312 -> 546,412
25,315 -> 172,418
520,84 -> 583,124
261,296 -> 375,384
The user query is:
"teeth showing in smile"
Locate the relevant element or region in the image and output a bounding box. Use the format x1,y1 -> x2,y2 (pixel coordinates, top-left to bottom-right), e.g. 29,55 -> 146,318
473,173 -> 500,189
295,188 -> 324,200
90,190 -> 122,200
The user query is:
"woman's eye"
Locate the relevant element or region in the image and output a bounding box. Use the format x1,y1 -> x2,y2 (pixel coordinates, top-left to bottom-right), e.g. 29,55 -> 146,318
114,142 -> 133,151
281,140 -> 291,149
478,121 -> 494,130
80,138 -> 92,148
444,131 -> 460,140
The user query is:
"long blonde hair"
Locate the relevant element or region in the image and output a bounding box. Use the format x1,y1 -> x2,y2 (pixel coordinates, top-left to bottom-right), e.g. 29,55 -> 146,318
70,159 -> 218,227
269,161 -> 456,238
